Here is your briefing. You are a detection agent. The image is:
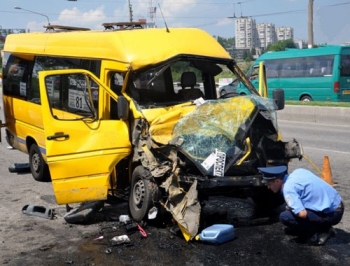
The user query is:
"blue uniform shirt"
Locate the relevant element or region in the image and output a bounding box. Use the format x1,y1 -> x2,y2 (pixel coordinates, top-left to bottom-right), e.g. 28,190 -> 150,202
282,168 -> 342,215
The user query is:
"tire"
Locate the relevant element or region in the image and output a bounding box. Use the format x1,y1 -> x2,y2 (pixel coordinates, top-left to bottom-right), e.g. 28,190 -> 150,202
301,95 -> 312,102
220,90 -> 226,97
129,166 -> 157,221
29,144 -> 51,182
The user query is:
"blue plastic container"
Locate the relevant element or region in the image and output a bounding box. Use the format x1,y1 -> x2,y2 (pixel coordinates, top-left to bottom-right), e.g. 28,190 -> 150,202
197,224 -> 234,244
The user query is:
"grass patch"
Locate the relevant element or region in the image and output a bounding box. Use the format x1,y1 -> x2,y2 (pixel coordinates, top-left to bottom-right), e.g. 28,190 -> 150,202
286,100 -> 350,108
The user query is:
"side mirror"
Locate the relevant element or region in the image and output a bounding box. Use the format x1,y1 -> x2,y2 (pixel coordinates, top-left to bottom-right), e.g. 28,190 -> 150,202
273,89 -> 285,110
118,96 -> 129,120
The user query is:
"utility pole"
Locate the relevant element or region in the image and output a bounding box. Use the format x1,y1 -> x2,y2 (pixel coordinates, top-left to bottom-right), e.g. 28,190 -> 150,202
128,0 -> 133,22
308,0 -> 314,48
148,0 -> 157,28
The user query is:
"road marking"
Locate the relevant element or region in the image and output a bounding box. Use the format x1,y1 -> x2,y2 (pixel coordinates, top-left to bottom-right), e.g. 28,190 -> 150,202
304,146 -> 350,155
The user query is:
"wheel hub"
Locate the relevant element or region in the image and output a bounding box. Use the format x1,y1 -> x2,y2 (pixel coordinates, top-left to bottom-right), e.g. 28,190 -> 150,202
32,153 -> 40,172
133,179 -> 145,207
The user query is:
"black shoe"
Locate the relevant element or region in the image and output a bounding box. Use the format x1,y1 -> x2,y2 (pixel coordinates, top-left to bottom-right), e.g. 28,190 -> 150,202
317,227 -> 336,246
289,236 -> 308,244
306,233 -> 320,246
307,227 -> 336,246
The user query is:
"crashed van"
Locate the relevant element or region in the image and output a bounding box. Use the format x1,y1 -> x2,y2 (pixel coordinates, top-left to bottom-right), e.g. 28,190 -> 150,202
2,23 -> 302,240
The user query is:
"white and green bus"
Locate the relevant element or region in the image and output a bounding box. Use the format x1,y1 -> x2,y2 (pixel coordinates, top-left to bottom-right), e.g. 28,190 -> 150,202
237,45 -> 350,102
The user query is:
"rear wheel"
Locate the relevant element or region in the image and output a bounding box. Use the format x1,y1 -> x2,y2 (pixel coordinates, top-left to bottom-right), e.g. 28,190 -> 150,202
301,95 -> 312,102
129,166 -> 157,221
29,144 -> 51,182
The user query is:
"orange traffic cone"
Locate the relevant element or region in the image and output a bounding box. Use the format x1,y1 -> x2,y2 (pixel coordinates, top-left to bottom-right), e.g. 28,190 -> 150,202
321,156 -> 336,186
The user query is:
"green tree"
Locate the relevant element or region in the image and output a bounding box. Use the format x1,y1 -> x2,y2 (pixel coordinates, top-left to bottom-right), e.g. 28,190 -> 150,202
266,39 -> 296,52
215,36 -> 235,50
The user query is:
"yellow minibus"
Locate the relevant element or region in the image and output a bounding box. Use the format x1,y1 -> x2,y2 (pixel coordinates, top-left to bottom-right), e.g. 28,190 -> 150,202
2,23 -> 301,240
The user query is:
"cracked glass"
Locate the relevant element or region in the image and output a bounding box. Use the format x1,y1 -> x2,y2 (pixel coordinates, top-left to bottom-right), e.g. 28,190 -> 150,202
171,95 -> 278,175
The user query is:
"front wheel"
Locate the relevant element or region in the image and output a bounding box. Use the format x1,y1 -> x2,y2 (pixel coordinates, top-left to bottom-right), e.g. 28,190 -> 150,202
29,144 -> 51,182
129,166 -> 158,221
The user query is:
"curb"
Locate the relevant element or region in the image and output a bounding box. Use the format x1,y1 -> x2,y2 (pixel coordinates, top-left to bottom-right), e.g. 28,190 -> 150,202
278,105 -> 350,125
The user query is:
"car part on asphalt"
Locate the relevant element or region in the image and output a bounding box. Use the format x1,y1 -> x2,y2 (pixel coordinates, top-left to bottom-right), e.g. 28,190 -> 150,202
8,163 -> 30,173
119,214 -> 131,224
22,204 -> 55,219
63,201 -> 104,224
148,206 -> 158,219
110,235 -> 130,245
137,223 -> 148,238
125,222 -> 138,233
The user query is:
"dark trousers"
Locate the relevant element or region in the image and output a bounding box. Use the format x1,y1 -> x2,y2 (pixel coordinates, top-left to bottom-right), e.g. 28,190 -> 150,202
279,205 -> 344,237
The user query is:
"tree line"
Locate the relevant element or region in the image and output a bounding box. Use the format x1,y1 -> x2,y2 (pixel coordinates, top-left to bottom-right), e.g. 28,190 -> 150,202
215,36 -> 296,62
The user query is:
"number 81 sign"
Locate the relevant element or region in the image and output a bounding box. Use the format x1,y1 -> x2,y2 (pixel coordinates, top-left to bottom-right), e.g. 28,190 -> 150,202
68,89 -> 90,111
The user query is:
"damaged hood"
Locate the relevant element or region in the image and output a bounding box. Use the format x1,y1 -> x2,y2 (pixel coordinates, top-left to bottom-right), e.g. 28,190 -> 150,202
147,95 -> 278,175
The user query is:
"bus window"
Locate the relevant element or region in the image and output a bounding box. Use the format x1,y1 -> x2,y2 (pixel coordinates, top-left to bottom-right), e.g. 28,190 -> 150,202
3,55 -> 31,98
111,73 -> 124,95
45,73 -> 97,120
341,55 -> 350,76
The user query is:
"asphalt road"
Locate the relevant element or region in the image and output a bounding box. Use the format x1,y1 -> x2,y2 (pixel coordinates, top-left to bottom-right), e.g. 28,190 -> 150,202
0,119 -> 349,265
0,88 -> 349,266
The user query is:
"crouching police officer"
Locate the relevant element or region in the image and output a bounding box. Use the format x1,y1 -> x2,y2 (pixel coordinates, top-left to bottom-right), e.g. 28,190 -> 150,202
258,166 -> 344,246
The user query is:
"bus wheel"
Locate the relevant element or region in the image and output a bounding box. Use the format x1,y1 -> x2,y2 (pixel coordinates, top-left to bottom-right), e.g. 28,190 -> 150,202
29,144 -> 51,182
129,166 -> 157,222
301,95 -> 312,102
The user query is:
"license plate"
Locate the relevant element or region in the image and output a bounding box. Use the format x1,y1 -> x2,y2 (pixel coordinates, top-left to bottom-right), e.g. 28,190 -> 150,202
343,90 -> 350,95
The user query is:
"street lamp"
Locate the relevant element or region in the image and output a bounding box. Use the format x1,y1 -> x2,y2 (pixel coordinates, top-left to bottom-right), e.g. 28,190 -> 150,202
14,6 -> 50,26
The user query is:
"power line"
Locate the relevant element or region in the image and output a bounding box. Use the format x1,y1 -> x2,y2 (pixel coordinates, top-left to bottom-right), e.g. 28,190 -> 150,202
321,1 -> 350,8
196,9 -> 306,28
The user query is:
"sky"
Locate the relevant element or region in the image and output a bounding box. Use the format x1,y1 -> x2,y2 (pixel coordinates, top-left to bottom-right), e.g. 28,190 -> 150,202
0,0 -> 350,45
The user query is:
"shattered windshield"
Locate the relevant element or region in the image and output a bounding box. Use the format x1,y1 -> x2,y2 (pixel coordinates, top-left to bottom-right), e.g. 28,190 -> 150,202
171,95 -> 278,176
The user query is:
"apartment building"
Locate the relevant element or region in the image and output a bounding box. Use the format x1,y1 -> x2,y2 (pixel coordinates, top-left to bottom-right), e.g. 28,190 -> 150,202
276,26 -> 294,41
256,23 -> 277,49
235,17 -> 256,49
234,17 -> 294,55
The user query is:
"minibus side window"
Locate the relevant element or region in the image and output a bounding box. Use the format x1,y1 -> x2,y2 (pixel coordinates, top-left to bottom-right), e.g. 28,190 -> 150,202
45,73 -> 97,120
34,56 -> 101,107
341,55 -> 350,76
3,55 -> 31,99
110,73 -> 124,119
31,59 -> 44,103
36,56 -> 101,77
